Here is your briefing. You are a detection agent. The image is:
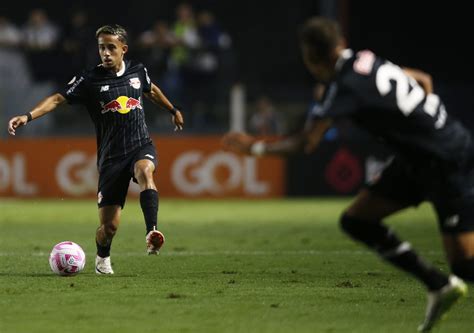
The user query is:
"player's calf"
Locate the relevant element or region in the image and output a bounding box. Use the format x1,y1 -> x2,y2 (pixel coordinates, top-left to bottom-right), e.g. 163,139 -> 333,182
339,213 -> 449,290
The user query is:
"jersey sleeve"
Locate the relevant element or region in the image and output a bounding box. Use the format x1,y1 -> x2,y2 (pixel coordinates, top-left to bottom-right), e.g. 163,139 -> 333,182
141,66 -> 152,93
62,74 -> 88,104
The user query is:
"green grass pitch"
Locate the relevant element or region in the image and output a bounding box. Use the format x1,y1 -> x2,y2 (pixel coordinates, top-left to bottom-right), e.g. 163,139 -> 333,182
0,198 -> 472,332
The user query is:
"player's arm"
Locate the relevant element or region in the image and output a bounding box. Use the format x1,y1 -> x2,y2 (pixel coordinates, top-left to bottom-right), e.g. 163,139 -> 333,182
402,67 -> 433,94
222,119 -> 332,156
144,83 -> 184,131
7,93 -> 66,136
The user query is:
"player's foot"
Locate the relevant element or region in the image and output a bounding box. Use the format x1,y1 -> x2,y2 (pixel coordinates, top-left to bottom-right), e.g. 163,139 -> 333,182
95,255 -> 114,275
417,275 -> 468,332
146,226 -> 165,255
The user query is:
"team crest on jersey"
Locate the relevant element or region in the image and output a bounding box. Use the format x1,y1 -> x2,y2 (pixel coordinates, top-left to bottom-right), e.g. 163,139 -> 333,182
129,78 -> 141,89
354,50 -> 375,75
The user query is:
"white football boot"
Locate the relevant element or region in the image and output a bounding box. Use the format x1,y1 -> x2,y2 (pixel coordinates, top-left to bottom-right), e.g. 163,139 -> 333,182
146,226 -> 165,255
95,255 -> 114,275
418,275 -> 468,332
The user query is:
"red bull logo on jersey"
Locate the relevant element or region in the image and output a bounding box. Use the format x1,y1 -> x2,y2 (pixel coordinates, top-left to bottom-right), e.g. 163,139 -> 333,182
100,96 -> 142,114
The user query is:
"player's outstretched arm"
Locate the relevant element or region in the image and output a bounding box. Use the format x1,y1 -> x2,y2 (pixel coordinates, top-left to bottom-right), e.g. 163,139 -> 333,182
144,83 -> 184,131
222,119 -> 332,157
302,118 -> 332,154
7,93 -> 66,136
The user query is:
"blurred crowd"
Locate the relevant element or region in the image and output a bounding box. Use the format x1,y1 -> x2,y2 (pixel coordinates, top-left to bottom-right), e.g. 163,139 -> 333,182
0,3 -> 236,136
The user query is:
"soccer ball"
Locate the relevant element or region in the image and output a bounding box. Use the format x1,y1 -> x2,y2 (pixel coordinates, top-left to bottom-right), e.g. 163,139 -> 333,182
49,241 -> 86,276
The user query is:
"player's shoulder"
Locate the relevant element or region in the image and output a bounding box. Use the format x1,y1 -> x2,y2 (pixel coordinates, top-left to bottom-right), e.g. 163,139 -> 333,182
338,49 -> 385,88
340,49 -> 383,77
125,59 -> 146,73
69,63 -> 107,82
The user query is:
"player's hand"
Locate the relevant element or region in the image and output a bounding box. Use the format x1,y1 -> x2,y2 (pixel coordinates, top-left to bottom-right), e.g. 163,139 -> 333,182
221,132 -> 256,154
8,115 -> 28,136
303,118 -> 333,154
402,67 -> 433,95
172,110 -> 184,131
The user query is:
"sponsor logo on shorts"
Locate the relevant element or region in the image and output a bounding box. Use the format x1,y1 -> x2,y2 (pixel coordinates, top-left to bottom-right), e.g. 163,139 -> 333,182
145,154 -> 154,160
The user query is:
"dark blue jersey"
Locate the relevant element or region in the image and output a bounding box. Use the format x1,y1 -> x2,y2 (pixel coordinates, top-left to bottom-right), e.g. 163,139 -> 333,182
63,60 -> 152,169
308,49 -> 472,166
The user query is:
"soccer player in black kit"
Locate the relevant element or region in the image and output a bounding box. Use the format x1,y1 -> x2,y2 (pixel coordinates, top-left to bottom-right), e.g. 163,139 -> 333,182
223,17 -> 474,332
8,24 -> 184,275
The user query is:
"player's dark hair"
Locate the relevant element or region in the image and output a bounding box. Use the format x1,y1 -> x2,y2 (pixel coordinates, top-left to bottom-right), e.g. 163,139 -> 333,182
95,24 -> 128,44
299,17 -> 342,64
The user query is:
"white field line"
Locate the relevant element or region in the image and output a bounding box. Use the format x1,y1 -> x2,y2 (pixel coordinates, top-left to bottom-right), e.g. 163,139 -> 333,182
0,249 -> 443,257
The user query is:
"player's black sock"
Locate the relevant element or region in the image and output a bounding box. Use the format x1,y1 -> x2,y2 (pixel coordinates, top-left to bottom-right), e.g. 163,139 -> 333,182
140,189 -> 159,234
96,240 -> 111,258
340,214 -> 449,291
451,258 -> 474,282
383,247 -> 449,291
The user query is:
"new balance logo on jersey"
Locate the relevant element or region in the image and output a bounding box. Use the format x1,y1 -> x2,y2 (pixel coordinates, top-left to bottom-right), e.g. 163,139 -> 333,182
100,85 -> 109,92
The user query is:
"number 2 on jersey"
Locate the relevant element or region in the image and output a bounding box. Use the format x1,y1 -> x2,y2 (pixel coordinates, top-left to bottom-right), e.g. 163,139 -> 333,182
375,63 -> 446,128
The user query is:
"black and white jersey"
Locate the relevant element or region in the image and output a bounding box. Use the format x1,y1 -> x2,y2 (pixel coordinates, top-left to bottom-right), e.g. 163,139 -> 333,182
63,60 -> 152,169
308,49 -> 472,165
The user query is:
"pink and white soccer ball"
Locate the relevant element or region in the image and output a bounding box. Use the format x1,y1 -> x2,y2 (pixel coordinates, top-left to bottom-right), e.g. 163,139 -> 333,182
49,241 -> 86,276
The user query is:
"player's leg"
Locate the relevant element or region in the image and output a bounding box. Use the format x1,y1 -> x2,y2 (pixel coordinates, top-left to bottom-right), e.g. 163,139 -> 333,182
340,155 -> 466,331
132,144 -> 164,254
95,205 -> 121,274
342,189 -> 465,332
412,232 -> 472,332
342,189 -> 451,291
95,161 -> 131,274
134,158 -> 159,233
443,232 -> 474,281
415,200 -> 474,332
435,193 -> 474,281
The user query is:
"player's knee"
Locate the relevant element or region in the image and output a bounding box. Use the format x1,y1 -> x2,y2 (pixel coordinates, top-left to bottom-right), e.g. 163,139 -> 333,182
339,213 -> 391,249
135,164 -> 153,181
104,223 -> 118,236
451,258 -> 474,282
340,213 -> 368,239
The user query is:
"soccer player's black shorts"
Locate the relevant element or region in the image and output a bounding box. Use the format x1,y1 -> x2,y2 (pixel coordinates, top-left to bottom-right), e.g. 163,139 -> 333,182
97,142 -> 157,209
366,155 -> 474,234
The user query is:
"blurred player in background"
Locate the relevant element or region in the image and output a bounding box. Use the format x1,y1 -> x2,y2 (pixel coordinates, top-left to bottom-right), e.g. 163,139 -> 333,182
8,24 -> 184,275
222,16 -> 473,332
